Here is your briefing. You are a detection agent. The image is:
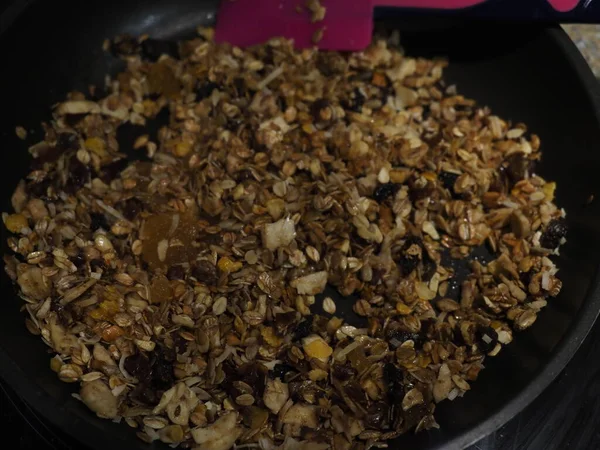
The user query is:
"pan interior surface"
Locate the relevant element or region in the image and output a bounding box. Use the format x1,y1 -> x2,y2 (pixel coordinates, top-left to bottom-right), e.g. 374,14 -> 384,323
1,1 -> 600,449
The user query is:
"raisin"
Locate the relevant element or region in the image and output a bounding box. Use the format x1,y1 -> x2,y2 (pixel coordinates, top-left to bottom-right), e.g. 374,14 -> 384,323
98,158 -> 129,183
191,260 -> 218,285
72,254 -> 86,269
119,198 -> 144,221
397,236 -> 423,277
293,316 -> 313,341
271,363 -> 296,380
196,81 -> 220,100
130,383 -> 159,406
166,265 -> 185,280
438,171 -> 459,192
332,363 -> 356,381
141,39 -> 179,61
540,218 -> 568,250
89,213 -> 109,231
65,157 -> 90,193
408,179 -> 435,202
151,347 -> 175,389
373,183 -> 400,203
124,353 -> 152,381
475,326 -> 498,353
506,153 -> 532,184
311,99 -> 331,122
239,362 -> 267,397
365,402 -> 390,430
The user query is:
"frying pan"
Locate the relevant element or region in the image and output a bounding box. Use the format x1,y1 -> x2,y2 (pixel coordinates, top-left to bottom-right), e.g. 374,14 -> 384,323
2,1 -> 600,449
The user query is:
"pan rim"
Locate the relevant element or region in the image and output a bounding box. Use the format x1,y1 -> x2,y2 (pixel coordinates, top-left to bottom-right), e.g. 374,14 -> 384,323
0,8 -> 599,449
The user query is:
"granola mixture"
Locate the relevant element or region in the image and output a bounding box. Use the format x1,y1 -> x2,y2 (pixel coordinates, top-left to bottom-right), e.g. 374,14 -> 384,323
3,28 -> 566,449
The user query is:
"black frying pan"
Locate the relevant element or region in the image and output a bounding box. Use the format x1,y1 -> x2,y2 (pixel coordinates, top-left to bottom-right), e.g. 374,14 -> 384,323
2,1 -> 600,449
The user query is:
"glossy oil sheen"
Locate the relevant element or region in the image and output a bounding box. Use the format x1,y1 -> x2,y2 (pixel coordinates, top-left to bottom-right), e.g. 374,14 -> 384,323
1,1 -> 600,449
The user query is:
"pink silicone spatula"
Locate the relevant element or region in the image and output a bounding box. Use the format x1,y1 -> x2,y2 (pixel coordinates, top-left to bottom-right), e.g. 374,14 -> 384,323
214,0 -> 584,51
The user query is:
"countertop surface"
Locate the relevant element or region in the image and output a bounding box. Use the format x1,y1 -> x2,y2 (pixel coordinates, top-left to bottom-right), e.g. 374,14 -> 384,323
564,24 -> 600,75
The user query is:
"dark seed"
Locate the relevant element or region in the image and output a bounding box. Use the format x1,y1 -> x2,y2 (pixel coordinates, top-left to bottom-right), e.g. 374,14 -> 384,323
373,183 -> 400,203
141,39 -> 179,61
540,218 -> 568,250
475,326 -> 498,353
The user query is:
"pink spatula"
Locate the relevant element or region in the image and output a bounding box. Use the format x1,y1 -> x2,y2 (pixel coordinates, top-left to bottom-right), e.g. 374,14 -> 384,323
214,0 -> 585,51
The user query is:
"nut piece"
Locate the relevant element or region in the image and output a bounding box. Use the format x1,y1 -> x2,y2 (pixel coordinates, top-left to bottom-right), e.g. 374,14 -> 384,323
291,271 -> 328,295
191,412 -> 242,450
80,380 -> 118,419
282,403 -> 319,429
262,217 -> 296,250
263,379 -> 289,414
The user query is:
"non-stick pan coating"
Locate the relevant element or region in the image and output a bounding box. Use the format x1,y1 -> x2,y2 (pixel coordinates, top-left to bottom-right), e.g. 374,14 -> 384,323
2,1 -> 600,449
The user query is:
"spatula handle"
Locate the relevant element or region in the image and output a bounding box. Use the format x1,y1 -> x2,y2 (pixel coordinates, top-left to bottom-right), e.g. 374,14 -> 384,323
374,0 -> 488,8
373,0 -> 599,20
